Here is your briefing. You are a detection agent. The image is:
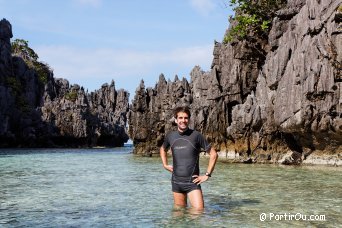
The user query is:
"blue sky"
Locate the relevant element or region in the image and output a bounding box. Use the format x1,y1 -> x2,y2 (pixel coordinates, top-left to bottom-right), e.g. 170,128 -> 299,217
1,0 -> 233,100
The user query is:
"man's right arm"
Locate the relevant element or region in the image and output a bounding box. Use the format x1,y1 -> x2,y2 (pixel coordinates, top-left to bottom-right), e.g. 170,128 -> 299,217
160,146 -> 173,172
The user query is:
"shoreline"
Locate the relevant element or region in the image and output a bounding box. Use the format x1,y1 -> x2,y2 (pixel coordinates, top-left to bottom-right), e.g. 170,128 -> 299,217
1,146 -> 340,167
151,148 -> 342,167
204,151 -> 342,167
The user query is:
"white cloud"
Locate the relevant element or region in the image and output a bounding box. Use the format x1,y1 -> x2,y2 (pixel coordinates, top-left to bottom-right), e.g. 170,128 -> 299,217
189,0 -> 216,16
35,44 -> 213,93
167,45 -> 213,66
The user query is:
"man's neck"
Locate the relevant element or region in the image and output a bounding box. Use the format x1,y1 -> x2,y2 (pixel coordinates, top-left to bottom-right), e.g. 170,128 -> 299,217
178,127 -> 189,134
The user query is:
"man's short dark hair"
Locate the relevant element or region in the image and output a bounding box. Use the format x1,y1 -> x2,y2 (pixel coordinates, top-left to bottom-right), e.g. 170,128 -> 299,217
173,106 -> 191,118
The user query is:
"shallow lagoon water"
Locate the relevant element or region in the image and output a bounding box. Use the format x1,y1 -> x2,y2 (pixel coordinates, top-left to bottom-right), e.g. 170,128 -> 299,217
0,148 -> 341,227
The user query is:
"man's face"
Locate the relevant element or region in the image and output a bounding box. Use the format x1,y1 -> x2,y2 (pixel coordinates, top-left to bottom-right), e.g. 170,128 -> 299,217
175,112 -> 189,132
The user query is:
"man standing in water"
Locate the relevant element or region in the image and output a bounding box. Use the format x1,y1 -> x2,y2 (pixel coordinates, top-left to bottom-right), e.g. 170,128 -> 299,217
160,106 -> 218,210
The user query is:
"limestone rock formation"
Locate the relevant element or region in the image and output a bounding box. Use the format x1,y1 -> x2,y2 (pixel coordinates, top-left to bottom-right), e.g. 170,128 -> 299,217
128,1 -> 342,165
0,18 -> 129,147
128,76 -> 192,155
39,80 -> 129,147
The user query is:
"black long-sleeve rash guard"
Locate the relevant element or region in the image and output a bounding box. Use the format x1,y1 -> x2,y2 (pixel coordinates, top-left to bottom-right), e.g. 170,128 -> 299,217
162,128 -> 211,182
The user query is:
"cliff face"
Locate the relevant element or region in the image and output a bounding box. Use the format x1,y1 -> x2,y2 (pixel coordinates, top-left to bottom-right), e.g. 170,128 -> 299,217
0,19 -> 129,147
39,80 -> 129,147
128,0 -> 342,165
128,77 -> 192,155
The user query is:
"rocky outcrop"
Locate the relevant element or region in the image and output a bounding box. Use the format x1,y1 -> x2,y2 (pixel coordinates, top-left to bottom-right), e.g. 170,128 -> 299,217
128,76 -> 192,155
128,1 -> 342,165
39,80 -> 129,147
0,18 -> 129,147
227,0 -> 342,164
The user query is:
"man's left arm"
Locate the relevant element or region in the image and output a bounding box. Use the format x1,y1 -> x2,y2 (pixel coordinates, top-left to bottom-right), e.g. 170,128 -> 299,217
192,147 -> 218,185
206,147 -> 218,176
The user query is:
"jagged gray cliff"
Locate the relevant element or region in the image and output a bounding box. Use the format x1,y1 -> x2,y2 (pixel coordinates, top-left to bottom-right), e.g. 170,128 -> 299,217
128,0 -> 342,165
0,18 -> 129,147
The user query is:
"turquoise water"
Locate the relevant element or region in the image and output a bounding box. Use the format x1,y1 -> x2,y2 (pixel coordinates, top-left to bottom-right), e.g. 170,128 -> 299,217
0,148 -> 341,227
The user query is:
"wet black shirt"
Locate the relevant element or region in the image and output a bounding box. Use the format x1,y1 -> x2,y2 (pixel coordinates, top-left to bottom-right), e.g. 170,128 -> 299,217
162,128 -> 211,182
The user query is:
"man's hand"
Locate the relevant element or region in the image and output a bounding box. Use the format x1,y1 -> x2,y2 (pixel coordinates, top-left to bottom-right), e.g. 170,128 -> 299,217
164,165 -> 173,172
160,146 -> 173,172
192,175 -> 209,185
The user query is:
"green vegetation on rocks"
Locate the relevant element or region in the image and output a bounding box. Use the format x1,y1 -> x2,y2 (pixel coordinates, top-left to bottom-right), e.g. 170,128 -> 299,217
11,39 -> 38,61
5,76 -> 22,96
65,91 -> 78,102
5,75 -> 31,112
224,0 -> 286,43
11,39 -> 51,84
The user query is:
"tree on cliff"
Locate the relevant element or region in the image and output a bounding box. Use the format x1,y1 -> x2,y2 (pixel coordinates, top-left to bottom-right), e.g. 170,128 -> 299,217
224,0 -> 287,43
11,39 -> 51,84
